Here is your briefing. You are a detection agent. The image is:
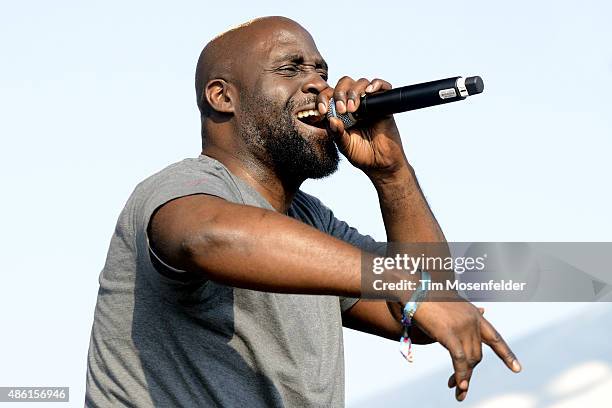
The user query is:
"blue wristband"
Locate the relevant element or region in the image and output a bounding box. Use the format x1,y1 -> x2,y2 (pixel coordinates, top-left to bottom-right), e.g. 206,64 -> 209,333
403,270 -> 431,319
399,270 -> 431,363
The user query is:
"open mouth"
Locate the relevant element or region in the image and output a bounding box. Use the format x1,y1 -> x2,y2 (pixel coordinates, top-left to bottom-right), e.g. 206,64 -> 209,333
295,108 -> 327,129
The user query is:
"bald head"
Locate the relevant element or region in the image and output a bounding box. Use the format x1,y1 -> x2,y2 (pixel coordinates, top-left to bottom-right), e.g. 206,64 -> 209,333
194,17 -> 336,181
194,16 -> 313,116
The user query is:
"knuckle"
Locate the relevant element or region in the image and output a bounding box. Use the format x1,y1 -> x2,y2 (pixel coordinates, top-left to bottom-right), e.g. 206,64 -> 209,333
468,357 -> 481,368
491,332 -> 503,344
338,75 -> 352,83
451,349 -> 467,361
374,78 -> 390,86
346,89 -> 359,100
468,309 -> 480,322
318,89 -> 332,99
456,369 -> 468,379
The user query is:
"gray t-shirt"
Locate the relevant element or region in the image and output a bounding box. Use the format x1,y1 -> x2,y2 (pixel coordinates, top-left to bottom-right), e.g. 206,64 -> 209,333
85,155 -> 384,407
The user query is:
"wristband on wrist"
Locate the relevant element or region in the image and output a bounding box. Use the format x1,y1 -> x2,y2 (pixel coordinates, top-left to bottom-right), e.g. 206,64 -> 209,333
399,270 -> 431,363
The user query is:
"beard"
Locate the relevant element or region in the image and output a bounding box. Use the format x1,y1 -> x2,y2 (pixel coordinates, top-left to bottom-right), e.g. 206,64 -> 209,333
237,89 -> 339,182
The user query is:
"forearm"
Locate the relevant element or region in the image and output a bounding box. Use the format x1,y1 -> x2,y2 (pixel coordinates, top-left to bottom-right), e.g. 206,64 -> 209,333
343,300 -> 402,340
371,163 -> 446,244
371,162 -> 453,298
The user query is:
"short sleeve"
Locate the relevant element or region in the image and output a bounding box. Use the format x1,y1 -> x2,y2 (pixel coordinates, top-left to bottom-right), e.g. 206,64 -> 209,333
134,159 -> 242,280
140,165 -> 238,232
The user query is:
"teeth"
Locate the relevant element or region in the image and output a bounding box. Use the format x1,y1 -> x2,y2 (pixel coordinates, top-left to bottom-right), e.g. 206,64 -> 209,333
297,109 -> 319,118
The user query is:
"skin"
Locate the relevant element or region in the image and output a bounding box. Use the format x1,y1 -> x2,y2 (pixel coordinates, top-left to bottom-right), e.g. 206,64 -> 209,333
150,16 -> 521,401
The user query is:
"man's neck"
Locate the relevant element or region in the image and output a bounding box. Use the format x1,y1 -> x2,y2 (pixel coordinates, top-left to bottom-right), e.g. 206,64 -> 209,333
202,146 -> 301,214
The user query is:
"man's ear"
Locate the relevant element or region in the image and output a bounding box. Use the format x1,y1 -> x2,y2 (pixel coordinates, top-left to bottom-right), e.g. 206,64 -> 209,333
204,79 -> 236,114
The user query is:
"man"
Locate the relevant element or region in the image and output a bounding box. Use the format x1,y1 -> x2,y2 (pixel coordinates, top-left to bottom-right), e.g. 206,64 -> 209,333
86,16 -> 520,407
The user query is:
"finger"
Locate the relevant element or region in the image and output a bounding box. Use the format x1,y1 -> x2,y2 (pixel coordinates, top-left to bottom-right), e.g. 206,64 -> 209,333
316,87 -> 334,115
329,117 -> 352,157
447,337 -> 481,401
448,375 -> 467,402
454,363 -> 469,402
328,117 -> 346,141
457,329 -> 485,399
456,387 -> 467,402
448,341 -> 472,400
346,78 -> 370,113
480,317 -> 521,373
455,335 -> 481,401
333,76 -> 356,114
366,78 -> 392,94
470,337 -> 483,370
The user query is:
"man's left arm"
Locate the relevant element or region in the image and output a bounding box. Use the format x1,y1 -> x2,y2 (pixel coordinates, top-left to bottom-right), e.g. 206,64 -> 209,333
342,163 -> 448,342
319,77 -> 520,402
316,188 -> 438,344
317,77 -> 445,342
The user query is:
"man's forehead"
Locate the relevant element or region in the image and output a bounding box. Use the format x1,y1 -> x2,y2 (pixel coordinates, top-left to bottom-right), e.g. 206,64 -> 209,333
251,23 -> 324,66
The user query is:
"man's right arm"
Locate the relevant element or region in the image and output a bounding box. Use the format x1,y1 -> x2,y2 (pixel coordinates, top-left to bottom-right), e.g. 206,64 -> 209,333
148,193 -> 370,297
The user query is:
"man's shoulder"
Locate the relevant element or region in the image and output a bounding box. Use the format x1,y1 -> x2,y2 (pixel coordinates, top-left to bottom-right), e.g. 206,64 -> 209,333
121,155 -> 241,217
131,155 -> 230,196
134,155 -> 215,187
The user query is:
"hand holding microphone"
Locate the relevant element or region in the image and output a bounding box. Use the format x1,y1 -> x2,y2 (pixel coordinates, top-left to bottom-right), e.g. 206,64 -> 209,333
327,76 -> 484,128
317,75 -> 484,180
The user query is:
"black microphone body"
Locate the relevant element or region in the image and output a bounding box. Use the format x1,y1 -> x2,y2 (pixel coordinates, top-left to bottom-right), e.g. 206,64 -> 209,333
327,76 -> 484,128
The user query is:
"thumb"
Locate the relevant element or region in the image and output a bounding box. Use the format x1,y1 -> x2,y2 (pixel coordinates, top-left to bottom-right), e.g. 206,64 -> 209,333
328,117 -> 350,151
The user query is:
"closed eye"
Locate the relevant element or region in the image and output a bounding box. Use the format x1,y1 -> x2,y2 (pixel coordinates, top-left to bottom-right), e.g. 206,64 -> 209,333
276,65 -> 300,76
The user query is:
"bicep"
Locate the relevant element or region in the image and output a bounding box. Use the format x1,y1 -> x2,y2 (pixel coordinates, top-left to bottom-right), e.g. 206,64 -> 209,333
148,193 -> 364,296
148,193 -> 235,273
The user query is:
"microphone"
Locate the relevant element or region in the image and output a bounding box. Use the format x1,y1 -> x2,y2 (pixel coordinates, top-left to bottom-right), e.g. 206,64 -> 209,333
327,76 -> 484,128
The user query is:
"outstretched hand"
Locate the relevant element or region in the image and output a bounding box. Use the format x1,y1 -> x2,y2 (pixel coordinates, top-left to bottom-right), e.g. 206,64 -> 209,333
415,301 -> 520,401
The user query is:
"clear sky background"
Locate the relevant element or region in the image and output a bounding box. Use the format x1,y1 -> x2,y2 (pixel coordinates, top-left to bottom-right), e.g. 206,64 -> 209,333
1,1 -> 611,406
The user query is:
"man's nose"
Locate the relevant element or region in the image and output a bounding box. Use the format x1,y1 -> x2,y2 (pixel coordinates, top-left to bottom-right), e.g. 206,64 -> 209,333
301,74 -> 328,94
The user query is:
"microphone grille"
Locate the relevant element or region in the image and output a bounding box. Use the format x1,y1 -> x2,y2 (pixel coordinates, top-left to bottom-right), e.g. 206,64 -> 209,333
327,98 -> 358,129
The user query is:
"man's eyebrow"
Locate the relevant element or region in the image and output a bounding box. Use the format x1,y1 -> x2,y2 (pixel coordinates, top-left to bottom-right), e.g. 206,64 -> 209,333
273,53 -> 328,71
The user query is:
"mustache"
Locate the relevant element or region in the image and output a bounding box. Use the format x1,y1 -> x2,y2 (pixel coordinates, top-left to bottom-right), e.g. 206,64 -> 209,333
287,97 -> 318,111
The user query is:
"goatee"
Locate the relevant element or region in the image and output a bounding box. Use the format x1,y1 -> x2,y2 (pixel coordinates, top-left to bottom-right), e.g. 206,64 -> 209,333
238,90 -> 340,182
